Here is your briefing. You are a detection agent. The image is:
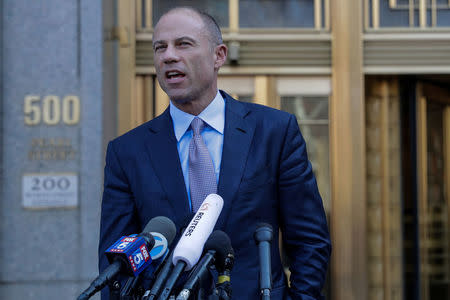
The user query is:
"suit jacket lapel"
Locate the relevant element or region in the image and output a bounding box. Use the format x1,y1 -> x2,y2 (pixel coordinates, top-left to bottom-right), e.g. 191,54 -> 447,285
216,92 -> 255,230
144,109 -> 190,223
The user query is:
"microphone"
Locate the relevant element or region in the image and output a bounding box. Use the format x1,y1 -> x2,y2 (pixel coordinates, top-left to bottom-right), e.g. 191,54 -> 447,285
176,230 -> 234,300
254,223 -> 273,300
78,223 -> 155,300
148,216 -> 177,260
142,213 -> 195,300
120,216 -> 177,298
215,232 -> 234,300
157,194 -> 224,300
77,217 -> 174,300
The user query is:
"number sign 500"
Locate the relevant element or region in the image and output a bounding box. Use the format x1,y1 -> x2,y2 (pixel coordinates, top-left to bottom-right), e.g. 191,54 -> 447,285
24,95 -> 80,125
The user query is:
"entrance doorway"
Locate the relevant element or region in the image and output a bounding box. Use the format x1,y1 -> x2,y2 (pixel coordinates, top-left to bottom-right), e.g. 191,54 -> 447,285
365,76 -> 450,300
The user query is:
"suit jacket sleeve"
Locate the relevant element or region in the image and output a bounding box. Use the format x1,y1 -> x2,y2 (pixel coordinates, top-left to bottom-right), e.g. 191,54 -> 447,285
278,114 -> 331,300
98,141 -> 141,299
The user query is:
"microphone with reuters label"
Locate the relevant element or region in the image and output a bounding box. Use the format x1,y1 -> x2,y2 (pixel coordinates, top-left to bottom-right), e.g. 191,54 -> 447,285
157,194 -> 224,300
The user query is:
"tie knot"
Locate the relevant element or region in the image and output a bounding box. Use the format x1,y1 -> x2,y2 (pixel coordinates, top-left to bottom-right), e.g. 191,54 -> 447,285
191,117 -> 205,136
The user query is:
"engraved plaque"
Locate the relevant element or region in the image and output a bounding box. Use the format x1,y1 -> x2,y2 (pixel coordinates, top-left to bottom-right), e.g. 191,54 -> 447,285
22,173 -> 78,209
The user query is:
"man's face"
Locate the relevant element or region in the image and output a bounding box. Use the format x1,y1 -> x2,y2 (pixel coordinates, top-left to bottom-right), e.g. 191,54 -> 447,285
153,11 -> 222,105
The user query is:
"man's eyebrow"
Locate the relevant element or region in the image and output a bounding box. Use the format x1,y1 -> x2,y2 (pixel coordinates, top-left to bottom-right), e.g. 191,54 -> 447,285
175,36 -> 196,43
152,36 -> 198,49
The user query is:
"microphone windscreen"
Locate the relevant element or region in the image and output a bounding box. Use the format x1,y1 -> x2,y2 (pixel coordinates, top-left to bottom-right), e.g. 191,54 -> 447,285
172,194 -> 224,270
254,223 -> 273,243
144,216 -> 177,245
204,230 -> 234,271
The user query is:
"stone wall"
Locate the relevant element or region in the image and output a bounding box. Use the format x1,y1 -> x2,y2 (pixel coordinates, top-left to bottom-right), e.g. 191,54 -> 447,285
0,1 -> 104,298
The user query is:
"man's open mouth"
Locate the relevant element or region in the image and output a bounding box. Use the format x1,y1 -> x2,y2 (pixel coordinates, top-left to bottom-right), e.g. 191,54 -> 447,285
166,71 -> 185,79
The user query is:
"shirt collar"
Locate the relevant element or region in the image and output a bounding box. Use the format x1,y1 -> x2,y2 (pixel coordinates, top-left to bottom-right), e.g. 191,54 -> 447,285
169,90 -> 225,141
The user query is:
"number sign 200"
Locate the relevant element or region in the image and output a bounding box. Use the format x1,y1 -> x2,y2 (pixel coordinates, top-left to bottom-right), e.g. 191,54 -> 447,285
24,95 -> 80,125
31,176 -> 71,191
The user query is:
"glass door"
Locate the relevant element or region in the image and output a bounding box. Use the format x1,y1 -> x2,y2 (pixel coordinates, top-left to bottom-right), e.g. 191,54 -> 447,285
416,82 -> 450,300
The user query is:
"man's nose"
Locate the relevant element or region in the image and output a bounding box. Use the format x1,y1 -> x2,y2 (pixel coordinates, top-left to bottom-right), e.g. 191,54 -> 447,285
162,45 -> 179,64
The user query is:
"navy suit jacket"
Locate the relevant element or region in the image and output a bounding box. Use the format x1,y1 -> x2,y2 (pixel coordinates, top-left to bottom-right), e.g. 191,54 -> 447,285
99,91 -> 331,299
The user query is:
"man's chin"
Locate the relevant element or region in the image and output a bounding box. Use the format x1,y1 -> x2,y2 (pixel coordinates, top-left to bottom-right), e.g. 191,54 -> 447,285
170,97 -> 192,105
168,93 -> 194,105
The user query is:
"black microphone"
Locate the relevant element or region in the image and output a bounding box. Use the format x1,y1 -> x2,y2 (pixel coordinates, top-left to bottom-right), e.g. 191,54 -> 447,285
215,232 -> 234,300
142,213 -> 194,300
176,230 -> 234,300
254,223 -> 273,300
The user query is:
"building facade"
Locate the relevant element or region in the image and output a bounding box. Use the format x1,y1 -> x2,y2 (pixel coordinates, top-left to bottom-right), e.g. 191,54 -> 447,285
1,1 -> 450,299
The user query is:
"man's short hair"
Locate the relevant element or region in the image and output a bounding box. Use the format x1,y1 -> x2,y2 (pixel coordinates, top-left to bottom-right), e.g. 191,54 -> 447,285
161,7 -> 223,46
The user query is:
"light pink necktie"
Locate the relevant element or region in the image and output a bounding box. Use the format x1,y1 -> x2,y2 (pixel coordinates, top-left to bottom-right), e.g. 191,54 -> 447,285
189,117 -> 217,212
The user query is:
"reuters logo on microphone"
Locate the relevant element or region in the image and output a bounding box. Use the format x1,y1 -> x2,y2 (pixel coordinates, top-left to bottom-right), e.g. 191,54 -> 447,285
184,212 -> 204,237
199,203 -> 210,211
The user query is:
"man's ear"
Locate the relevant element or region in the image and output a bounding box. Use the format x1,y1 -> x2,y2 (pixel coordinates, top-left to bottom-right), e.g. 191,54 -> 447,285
214,44 -> 228,69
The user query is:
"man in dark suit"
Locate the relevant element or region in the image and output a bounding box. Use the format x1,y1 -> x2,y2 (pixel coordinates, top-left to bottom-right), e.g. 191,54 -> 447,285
99,7 -> 331,300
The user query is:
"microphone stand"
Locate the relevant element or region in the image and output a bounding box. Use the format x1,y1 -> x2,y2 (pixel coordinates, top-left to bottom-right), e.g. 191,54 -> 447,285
216,283 -> 231,300
109,280 -> 121,300
214,256 -> 233,300
121,275 -> 145,300
157,261 -> 187,300
207,271 -> 231,300
254,224 -> 273,300
194,265 -> 212,300
194,264 -> 213,300
208,286 -> 230,300
215,269 -> 232,300
142,256 -> 174,300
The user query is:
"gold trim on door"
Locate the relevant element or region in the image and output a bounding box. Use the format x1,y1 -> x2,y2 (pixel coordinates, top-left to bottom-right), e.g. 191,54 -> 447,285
416,82 -> 450,300
117,0 -> 136,135
445,107 -> 450,284
416,85 -> 429,300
